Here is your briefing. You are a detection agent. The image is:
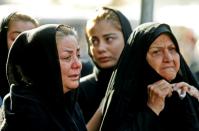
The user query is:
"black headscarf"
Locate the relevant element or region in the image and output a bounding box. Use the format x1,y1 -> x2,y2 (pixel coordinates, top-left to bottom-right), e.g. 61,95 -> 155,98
85,6 -> 132,70
114,22 -> 198,103
101,23 -> 199,131
84,5 -> 133,102
0,12 -> 17,99
78,6 -> 132,122
92,6 -> 133,90
1,24 -> 86,131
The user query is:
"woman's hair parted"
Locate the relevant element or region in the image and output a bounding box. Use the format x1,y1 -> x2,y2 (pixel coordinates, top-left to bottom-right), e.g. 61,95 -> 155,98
86,7 -> 122,33
56,25 -> 78,43
7,12 -> 39,28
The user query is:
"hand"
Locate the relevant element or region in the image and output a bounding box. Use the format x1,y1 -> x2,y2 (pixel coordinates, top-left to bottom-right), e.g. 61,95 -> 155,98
172,83 -> 187,99
147,79 -> 173,115
174,82 -> 199,101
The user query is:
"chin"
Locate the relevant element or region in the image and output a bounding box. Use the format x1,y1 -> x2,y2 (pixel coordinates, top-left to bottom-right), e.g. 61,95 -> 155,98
64,83 -> 79,92
70,83 -> 79,89
164,75 -> 176,82
99,63 -> 115,69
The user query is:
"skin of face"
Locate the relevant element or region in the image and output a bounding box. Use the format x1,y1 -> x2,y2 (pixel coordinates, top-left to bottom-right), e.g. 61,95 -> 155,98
146,34 -> 180,81
7,20 -> 37,49
57,35 -> 82,93
87,20 -> 124,68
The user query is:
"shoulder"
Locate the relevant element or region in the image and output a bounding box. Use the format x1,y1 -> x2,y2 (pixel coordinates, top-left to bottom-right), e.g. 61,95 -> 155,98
80,73 -> 96,85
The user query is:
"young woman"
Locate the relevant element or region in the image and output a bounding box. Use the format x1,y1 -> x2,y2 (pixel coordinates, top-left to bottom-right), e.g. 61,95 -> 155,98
78,6 -> 132,123
0,24 -> 87,131
0,12 -> 39,101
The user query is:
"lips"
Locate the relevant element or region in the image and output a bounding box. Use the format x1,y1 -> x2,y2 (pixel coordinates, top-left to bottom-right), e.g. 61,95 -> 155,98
98,57 -> 110,63
162,66 -> 175,69
68,74 -> 80,80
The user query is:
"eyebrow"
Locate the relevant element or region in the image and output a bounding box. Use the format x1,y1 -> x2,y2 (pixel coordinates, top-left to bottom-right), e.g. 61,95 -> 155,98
63,47 -> 80,53
103,33 -> 117,37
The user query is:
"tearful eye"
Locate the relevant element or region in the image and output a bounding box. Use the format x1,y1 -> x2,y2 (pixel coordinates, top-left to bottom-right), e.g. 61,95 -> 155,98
63,56 -> 72,62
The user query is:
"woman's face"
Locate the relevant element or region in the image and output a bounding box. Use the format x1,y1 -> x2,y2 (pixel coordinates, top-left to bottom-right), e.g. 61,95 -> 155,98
7,20 -> 37,49
57,35 -> 82,93
87,20 -> 124,68
146,34 -> 180,81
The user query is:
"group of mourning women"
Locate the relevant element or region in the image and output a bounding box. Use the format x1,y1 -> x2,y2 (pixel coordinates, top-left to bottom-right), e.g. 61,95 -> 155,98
0,7 -> 199,131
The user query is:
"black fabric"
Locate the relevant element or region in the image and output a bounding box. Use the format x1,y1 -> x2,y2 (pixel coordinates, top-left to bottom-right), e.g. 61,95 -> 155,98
100,23 -> 199,131
0,24 -> 87,131
0,12 -> 17,100
81,59 -> 93,77
78,6 -> 133,123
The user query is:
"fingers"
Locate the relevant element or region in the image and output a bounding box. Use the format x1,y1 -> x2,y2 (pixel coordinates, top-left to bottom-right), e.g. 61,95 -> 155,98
147,80 -> 173,115
187,85 -> 199,101
172,83 -> 187,99
148,80 -> 173,98
172,82 -> 199,100
173,82 -> 189,92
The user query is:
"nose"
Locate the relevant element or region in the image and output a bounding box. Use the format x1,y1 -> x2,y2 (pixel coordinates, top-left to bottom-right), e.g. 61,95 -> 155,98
163,50 -> 173,62
96,41 -> 106,53
72,57 -> 82,69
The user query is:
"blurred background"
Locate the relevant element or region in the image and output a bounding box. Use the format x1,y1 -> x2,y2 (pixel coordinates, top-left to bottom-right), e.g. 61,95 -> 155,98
1,0 -> 199,65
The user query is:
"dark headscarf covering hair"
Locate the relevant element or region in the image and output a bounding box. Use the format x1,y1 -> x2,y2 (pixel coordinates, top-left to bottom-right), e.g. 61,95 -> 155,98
101,23 -> 199,131
78,6 -> 133,122
1,24 -> 86,131
84,5 -> 133,96
0,12 -> 17,99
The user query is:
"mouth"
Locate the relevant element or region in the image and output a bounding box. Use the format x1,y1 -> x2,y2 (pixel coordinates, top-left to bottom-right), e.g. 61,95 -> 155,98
162,65 -> 175,70
98,57 -> 110,63
69,74 -> 80,81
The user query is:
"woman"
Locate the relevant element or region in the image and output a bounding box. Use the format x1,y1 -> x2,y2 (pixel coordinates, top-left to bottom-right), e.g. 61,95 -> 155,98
97,23 -> 199,131
0,12 -> 39,101
190,40 -> 199,85
78,6 -> 132,123
0,24 -> 87,131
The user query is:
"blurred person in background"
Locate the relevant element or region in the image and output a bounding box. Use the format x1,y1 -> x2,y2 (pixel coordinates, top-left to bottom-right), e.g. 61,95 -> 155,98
0,11 -> 39,105
190,40 -> 199,84
171,26 -> 197,66
172,26 -> 199,85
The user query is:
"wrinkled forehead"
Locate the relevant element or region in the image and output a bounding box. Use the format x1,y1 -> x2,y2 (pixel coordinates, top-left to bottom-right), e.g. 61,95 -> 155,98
149,33 -> 176,47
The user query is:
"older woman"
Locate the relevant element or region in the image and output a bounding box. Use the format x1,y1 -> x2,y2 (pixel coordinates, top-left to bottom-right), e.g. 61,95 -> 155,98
88,23 -> 199,131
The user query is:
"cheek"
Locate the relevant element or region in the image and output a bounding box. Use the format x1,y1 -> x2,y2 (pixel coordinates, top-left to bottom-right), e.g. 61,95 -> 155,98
89,46 -> 97,57
111,42 -> 125,57
174,55 -> 180,71
146,56 -> 160,72
7,34 -> 18,48
60,62 -> 69,77
7,36 -> 13,48
115,43 -> 124,52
